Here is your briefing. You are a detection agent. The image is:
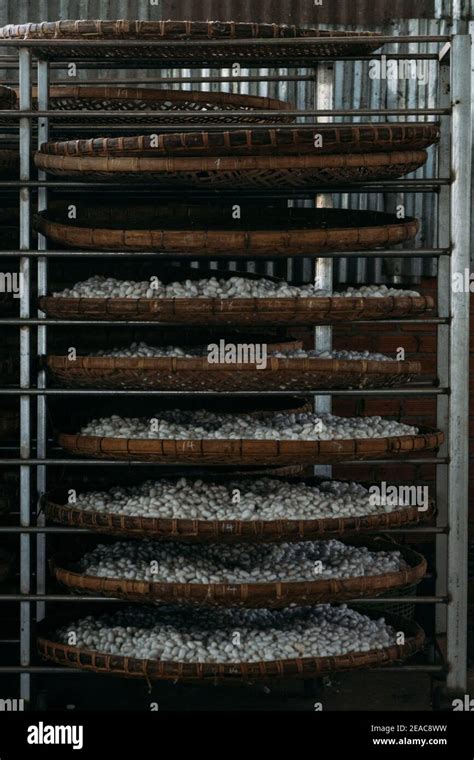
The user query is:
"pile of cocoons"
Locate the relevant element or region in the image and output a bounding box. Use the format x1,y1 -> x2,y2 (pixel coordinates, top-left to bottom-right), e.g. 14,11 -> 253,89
55,604 -> 398,662
52,276 -> 421,300
79,410 -> 418,440
71,477 -> 412,520
76,539 -> 406,584
91,341 -> 396,362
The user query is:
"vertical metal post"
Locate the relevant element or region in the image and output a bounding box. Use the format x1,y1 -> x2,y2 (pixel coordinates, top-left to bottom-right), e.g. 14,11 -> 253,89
36,59 -> 49,624
447,34 -> 472,693
313,65 -> 334,478
435,55 -> 451,640
19,46 -> 31,706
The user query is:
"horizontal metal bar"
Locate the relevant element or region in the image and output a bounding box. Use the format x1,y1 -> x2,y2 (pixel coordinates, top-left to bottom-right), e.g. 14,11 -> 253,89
373,526 -> 447,534
0,458 -> 449,466
0,182 -> 449,195
30,125 -> 449,135
0,68 -> 310,79
0,594 -> 445,603
0,58 -> 451,70
0,318 -> 448,326
0,387 -> 446,397
0,36 -> 452,48
0,526 -> 447,534
348,596 -> 446,604
0,664 -> 444,674
0,595 -> 120,601
0,108 -> 450,119
0,60 -> 441,79
0,248 -> 449,259
368,665 -> 445,672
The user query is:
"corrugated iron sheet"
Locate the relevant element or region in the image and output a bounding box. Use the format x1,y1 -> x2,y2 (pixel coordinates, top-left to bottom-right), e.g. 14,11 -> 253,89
161,0 -> 435,25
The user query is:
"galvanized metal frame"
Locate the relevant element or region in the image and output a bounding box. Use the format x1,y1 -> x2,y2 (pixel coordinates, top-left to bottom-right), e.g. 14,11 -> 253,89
447,34 -> 471,692
18,46 -> 31,706
1,32 -> 470,703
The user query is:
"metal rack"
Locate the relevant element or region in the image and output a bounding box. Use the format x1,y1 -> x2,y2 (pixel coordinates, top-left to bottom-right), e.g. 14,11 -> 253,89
0,32 -> 471,707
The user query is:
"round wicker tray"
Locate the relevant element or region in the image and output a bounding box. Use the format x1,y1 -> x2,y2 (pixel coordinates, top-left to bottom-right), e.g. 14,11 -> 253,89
48,123 -> 439,157
0,21 -> 382,62
34,149 -> 428,187
37,612 -> 425,683
39,292 -> 436,326
34,205 -> 419,256
46,354 -> 422,392
50,541 -> 427,608
8,85 -> 293,125
57,428 -> 444,465
45,482 -> 434,542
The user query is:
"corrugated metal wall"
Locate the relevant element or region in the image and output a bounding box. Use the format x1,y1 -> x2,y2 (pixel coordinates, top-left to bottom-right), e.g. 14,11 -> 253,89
0,1 -> 472,283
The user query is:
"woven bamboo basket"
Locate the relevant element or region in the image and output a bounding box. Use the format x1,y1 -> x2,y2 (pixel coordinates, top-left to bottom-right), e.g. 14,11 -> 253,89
37,612 -> 425,683
7,85 -> 293,125
39,292 -> 435,325
46,354 -> 422,392
49,123 -> 439,158
57,428 -> 444,465
34,205 -> 419,256
34,149 -> 428,187
50,541 -> 427,608
45,484 -> 434,542
0,21 -> 382,62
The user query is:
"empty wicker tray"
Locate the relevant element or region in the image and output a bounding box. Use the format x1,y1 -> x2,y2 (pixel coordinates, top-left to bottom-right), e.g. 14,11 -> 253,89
6,85 -> 293,125
46,354 -> 422,392
57,427 -> 444,465
50,541 -> 427,608
34,205 -> 419,256
37,612 -> 424,683
34,149 -> 428,188
0,20 -> 382,63
45,478 -> 434,542
52,123 -> 439,157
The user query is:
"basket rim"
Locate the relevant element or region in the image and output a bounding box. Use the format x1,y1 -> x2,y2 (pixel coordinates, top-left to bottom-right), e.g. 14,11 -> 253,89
35,149 -> 428,171
46,354 -> 423,375
49,540 -> 427,606
22,84 -> 292,111
34,206 -> 420,255
57,427 -> 444,464
39,293 -> 436,309
0,20 -> 382,41
36,611 -> 425,682
38,293 -> 436,325
38,123 -> 440,158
